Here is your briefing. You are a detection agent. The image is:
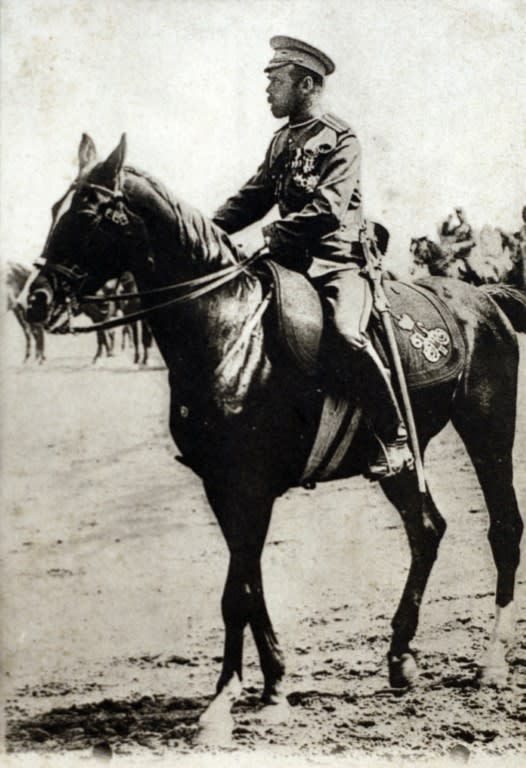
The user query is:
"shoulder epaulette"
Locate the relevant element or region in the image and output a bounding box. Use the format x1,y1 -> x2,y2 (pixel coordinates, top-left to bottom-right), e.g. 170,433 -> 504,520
321,113 -> 355,136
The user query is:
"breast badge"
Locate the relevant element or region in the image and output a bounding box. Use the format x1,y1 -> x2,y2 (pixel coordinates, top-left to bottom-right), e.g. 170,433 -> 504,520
290,147 -> 320,192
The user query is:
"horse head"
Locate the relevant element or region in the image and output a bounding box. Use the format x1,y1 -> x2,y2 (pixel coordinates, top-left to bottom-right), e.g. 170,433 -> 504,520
410,236 -> 431,267
25,134 -> 144,331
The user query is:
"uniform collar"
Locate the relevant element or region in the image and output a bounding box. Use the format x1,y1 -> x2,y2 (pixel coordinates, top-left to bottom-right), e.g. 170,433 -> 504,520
288,115 -> 320,130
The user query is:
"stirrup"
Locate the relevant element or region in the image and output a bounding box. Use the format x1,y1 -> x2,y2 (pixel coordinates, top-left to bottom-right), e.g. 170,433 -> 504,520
367,431 -> 414,480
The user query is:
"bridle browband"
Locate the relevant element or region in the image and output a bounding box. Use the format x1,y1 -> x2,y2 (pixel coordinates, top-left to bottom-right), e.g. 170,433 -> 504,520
36,177 -> 266,334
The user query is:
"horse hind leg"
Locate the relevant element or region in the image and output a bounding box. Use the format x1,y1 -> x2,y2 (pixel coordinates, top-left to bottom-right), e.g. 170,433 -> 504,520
380,470 -> 446,688
141,321 -> 153,366
452,341 -> 523,686
130,322 -> 140,364
93,331 -> 105,364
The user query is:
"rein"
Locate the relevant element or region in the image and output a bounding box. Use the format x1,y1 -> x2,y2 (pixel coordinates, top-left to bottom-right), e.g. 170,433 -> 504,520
37,172 -> 267,334
67,251 -> 265,334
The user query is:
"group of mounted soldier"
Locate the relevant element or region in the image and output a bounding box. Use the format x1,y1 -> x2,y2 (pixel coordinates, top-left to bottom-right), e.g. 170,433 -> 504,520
411,206 -> 525,287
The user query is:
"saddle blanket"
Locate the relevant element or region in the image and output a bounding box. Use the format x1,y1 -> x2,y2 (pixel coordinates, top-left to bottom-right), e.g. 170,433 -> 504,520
370,280 -> 466,390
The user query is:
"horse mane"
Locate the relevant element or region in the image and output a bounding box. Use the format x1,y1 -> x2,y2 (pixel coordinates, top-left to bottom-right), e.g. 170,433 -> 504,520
123,166 -> 245,271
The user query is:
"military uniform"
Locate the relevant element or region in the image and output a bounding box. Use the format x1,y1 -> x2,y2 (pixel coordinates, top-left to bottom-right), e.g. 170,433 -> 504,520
213,112 -> 373,347
214,112 -> 362,273
213,36 -> 412,477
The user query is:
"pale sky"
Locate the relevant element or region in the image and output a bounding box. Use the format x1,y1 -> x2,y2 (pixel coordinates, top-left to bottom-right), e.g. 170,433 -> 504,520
1,0 -> 525,274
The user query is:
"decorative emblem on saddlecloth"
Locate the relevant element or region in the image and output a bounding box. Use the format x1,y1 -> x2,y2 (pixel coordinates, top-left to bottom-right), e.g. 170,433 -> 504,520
394,312 -> 450,363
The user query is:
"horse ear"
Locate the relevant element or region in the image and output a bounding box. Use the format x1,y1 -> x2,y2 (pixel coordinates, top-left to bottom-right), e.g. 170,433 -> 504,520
78,133 -> 97,176
100,134 -> 127,185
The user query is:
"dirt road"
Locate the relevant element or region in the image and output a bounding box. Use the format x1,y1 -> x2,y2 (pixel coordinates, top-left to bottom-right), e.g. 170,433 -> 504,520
2,317 -> 525,766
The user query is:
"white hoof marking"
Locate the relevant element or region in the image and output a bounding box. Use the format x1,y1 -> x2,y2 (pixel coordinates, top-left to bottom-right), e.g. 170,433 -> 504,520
196,674 -> 242,747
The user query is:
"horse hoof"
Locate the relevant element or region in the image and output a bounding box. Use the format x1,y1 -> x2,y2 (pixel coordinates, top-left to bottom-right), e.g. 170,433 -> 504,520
195,674 -> 242,747
388,651 -> 418,689
194,719 -> 235,748
479,643 -> 509,688
479,665 -> 508,689
256,697 -> 290,726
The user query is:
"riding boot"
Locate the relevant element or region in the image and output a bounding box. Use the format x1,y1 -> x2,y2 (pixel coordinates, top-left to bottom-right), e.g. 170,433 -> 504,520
349,340 -> 414,479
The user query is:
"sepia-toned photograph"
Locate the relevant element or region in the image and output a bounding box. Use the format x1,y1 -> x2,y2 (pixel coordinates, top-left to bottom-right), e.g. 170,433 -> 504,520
1,1 -> 525,766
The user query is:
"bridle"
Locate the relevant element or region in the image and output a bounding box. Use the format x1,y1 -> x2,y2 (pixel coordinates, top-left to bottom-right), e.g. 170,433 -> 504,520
35,178 -> 266,334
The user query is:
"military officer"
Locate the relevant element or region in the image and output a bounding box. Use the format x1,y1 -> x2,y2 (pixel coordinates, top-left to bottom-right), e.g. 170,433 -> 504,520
213,36 -> 412,478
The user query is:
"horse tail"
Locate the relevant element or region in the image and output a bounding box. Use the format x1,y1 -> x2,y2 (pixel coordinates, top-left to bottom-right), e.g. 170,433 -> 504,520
481,285 -> 526,332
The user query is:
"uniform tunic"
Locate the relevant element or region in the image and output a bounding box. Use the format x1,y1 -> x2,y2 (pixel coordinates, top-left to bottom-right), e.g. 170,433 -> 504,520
213,113 -> 363,270
213,112 -> 370,346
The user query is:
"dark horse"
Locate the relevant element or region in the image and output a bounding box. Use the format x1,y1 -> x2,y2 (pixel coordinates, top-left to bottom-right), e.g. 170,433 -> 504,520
24,136 -> 524,744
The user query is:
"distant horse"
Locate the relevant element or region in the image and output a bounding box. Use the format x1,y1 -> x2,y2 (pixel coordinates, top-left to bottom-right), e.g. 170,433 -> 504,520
410,230 -> 520,286
80,274 -> 153,364
79,286 -> 117,364
5,260 -> 45,363
499,229 -> 526,290
410,236 -> 485,283
114,271 -> 153,365
24,136 -> 524,744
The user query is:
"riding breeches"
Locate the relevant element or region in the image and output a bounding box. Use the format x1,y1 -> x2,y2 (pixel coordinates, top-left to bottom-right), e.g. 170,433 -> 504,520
312,264 -> 405,444
311,265 -> 372,349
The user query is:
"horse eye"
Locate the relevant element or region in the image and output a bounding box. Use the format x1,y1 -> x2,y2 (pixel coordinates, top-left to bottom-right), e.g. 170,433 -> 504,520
78,189 -> 95,204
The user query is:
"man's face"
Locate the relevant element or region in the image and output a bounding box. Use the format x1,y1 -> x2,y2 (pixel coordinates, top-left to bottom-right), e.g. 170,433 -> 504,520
266,66 -> 301,118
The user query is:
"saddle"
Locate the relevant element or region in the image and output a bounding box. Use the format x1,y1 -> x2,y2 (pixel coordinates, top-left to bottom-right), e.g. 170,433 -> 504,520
262,260 -> 466,486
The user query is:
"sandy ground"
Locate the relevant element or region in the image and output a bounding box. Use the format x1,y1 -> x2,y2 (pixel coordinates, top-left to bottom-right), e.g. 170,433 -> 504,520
1,314 -> 525,767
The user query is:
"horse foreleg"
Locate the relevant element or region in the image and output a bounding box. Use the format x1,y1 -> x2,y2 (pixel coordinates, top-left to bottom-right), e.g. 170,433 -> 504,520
196,484 -> 278,743
195,553 -> 254,746
130,322 -> 139,365
247,563 -> 288,724
34,326 -> 45,364
141,321 -> 153,366
93,331 -> 104,364
107,330 -> 115,356
381,472 -> 446,688
14,307 -> 31,361
30,324 -> 45,363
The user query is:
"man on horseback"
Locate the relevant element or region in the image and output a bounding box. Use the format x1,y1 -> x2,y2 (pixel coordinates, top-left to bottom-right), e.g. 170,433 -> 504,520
439,207 -> 476,276
213,36 -> 413,478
